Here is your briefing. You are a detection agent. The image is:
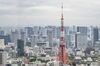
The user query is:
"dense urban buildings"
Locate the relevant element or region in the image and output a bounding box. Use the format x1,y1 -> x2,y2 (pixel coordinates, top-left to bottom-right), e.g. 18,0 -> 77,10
0,26 -> 99,66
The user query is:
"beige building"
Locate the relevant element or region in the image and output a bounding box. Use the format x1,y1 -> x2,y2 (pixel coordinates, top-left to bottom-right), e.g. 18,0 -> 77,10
98,56 -> 100,66
0,39 -> 5,49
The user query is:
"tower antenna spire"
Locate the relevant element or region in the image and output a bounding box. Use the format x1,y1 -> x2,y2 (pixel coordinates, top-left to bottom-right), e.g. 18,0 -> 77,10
60,3 -> 64,43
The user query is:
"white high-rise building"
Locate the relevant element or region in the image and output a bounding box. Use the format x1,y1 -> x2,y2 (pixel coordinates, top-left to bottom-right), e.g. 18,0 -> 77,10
0,39 -> 7,66
0,39 -> 5,49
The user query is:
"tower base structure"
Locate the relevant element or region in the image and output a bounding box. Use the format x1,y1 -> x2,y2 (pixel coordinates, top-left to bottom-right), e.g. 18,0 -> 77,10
58,44 -> 69,65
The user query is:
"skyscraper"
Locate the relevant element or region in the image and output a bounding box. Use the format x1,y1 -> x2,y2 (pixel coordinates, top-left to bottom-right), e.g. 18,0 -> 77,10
77,26 -> 87,35
93,27 -> 99,46
0,39 -> 7,66
25,27 -> 33,38
75,34 -> 77,48
0,30 -> 4,36
0,35 -> 11,45
11,30 -> 19,44
76,32 -> 88,50
17,39 -> 24,57
47,27 -> 53,47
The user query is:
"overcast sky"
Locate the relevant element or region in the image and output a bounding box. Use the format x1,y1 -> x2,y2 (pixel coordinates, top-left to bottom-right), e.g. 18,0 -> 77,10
0,0 -> 100,27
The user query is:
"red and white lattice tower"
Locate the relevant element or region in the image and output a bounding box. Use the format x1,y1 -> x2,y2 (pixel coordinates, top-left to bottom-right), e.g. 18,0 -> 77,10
58,4 -> 69,64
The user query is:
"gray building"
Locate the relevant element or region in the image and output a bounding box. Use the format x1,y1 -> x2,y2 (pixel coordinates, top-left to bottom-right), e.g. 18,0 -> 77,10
76,32 -> 88,50
77,26 -> 87,35
93,27 -> 99,47
47,27 -> 53,47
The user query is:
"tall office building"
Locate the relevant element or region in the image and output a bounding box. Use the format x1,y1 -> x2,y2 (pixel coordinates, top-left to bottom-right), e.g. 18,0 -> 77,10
75,34 -> 77,48
20,29 -> 25,41
47,27 -> 53,47
11,30 -> 19,44
25,27 -> 33,38
76,26 -> 88,49
77,26 -> 87,35
76,32 -> 88,50
93,27 -> 99,46
0,35 -> 11,45
0,39 -> 7,66
0,30 -> 4,36
17,39 -> 24,56
31,35 -> 38,47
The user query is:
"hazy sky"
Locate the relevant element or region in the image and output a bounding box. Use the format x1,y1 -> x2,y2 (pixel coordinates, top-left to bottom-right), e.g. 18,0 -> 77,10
0,0 -> 100,26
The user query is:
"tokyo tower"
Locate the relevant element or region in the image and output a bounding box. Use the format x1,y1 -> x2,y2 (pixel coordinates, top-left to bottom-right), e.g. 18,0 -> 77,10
58,4 -> 69,64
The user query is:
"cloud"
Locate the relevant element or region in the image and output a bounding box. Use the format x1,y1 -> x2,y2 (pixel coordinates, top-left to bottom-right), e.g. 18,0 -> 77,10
0,0 -> 100,26
26,5 -> 72,13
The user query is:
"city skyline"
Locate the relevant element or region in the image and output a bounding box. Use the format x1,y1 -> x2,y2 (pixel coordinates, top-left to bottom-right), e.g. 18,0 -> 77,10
0,0 -> 100,65
0,23 -> 100,66
0,0 -> 100,27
